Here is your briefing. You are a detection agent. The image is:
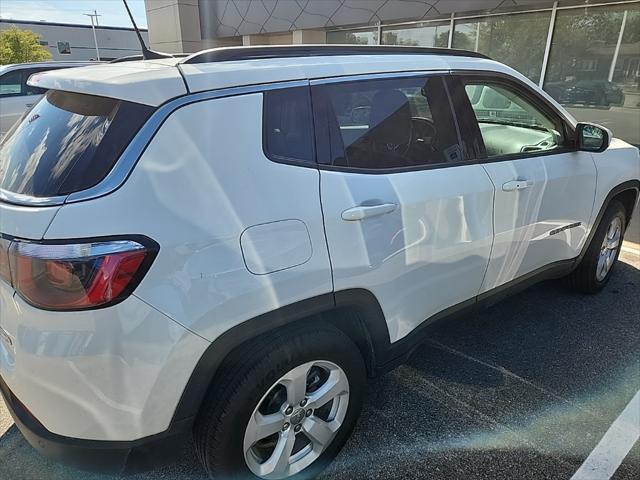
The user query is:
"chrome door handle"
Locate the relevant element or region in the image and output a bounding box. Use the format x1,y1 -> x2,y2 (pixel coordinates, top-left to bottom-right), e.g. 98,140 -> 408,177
502,179 -> 533,192
341,203 -> 397,221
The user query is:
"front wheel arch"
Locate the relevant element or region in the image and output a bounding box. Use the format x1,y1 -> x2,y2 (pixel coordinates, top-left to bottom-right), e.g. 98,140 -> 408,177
577,180 -> 639,265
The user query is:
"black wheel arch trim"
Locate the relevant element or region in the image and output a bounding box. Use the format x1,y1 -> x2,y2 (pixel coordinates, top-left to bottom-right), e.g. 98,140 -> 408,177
576,180 -> 639,265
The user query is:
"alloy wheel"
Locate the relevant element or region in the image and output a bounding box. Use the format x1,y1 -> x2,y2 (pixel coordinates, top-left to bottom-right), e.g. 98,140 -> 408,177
596,216 -> 622,281
243,360 -> 350,479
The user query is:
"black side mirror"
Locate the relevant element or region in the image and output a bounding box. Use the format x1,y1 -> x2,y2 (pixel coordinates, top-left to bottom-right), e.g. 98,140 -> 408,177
577,122 -> 611,153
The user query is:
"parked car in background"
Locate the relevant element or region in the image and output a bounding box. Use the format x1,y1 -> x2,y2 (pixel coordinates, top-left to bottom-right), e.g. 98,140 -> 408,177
545,79 -> 625,107
0,61 -> 97,137
0,45 -> 639,480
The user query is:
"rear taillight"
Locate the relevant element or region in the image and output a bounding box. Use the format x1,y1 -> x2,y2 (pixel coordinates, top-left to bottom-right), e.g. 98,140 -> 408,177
0,237 -> 157,311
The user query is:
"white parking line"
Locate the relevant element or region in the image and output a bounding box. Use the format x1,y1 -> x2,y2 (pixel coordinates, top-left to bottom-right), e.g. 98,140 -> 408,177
571,390 -> 640,480
621,241 -> 640,255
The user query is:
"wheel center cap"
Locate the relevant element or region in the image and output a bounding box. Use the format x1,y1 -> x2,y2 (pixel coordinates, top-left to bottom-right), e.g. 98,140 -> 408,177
290,408 -> 305,425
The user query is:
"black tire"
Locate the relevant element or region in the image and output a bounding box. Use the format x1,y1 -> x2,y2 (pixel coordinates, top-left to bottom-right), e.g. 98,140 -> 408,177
194,322 -> 366,480
565,200 -> 627,293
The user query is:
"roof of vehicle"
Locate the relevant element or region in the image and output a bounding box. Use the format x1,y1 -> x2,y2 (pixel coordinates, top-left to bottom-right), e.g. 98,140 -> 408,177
178,46 -> 500,96
26,45 -> 519,107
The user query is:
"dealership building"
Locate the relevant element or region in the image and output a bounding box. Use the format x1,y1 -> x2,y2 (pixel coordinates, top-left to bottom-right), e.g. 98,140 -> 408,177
0,19 -> 149,61
149,0 -> 638,146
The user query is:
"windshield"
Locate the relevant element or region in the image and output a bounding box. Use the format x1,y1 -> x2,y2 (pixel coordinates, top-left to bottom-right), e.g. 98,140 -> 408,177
0,90 -> 154,198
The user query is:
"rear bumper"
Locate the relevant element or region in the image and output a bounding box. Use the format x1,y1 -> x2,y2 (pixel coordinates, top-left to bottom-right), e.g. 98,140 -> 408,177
0,284 -> 210,442
0,374 -> 191,473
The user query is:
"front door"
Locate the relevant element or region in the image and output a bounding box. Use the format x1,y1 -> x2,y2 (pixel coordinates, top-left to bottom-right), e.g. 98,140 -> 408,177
453,76 -> 597,292
312,73 -> 495,343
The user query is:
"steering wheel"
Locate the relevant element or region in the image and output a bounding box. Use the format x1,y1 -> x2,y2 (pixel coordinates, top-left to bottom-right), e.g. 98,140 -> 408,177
411,117 -> 437,148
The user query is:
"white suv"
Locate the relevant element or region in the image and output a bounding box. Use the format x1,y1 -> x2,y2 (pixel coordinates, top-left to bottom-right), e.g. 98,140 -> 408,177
0,46 -> 638,479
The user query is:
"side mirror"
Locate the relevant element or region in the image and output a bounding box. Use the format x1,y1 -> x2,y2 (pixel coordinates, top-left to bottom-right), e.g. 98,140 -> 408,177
577,123 -> 611,153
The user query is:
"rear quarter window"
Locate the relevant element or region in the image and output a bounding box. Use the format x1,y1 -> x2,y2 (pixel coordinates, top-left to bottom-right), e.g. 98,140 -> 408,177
0,90 -> 154,197
263,87 -> 315,164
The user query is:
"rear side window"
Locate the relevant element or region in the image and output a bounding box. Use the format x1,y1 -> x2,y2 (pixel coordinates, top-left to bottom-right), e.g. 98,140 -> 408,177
312,76 -> 464,170
263,87 -> 314,164
0,90 -> 154,197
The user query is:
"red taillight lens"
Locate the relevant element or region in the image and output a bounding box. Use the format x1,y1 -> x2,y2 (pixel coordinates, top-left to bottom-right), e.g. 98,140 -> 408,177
4,238 -> 156,311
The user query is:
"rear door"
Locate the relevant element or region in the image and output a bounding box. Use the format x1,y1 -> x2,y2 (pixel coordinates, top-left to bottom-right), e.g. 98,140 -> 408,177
312,73 -> 495,343
450,74 -> 597,292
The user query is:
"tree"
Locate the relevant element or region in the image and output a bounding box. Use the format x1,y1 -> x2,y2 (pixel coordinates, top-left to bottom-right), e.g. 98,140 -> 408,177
0,27 -> 52,65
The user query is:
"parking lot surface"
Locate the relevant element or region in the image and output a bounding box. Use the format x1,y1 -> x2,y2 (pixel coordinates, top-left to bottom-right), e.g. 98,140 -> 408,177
1,232 -> 639,479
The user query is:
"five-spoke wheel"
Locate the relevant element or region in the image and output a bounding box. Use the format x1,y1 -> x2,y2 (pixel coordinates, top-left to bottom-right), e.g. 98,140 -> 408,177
194,324 -> 365,480
243,361 -> 349,479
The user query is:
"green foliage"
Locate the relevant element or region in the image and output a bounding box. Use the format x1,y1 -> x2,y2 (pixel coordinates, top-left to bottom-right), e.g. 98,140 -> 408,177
0,27 -> 52,65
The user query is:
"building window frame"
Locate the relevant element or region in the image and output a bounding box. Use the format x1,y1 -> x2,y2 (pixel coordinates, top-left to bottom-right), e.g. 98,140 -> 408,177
325,0 -> 640,88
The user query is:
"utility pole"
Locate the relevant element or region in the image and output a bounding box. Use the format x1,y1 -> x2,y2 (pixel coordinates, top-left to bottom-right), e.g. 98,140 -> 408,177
83,10 -> 102,61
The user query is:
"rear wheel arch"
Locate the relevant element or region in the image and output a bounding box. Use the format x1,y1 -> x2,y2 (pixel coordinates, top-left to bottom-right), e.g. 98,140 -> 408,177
171,289 -> 391,429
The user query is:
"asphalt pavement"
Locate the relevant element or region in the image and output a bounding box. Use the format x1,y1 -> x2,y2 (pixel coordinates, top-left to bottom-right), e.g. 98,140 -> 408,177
1,233 -> 639,479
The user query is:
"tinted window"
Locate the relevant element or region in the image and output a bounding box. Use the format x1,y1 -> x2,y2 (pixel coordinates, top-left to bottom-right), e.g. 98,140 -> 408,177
463,82 -> 566,158
312,76 -> 463,169
0,70 -> 23,96
0,90 -> 154,197
263,87 -> 314,163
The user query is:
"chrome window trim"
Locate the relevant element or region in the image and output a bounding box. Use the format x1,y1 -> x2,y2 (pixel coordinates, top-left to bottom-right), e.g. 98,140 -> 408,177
0,189 -> 67,207
0,79 -> 308,208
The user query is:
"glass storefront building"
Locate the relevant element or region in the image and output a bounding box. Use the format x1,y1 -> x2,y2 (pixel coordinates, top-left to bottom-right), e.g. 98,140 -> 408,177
327,1 -> 640,146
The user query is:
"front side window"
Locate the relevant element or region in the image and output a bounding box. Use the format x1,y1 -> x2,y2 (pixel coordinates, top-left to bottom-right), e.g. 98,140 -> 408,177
463,81 -> 567,158
312,76 -> 464,169
0,90 -> 154,197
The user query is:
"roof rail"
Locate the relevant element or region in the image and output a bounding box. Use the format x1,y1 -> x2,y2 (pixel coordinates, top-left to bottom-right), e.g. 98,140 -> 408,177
181,45 -> 491,65
109,53 -> 188,63
109,54 -> 145,63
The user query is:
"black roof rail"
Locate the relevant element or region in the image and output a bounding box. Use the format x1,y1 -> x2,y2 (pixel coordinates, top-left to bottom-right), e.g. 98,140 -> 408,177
109,54 -> 145,63
181,45 -> 491,65
109,53 -> 189,63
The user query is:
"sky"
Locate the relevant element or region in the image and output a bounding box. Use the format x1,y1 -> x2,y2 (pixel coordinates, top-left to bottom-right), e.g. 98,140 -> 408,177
0,0 -> 147,28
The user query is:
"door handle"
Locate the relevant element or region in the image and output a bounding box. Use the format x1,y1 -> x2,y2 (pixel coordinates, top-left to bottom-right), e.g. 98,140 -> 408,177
502,179 -> 533,192
25,103 -> 34,108
341,203 -> 397,221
